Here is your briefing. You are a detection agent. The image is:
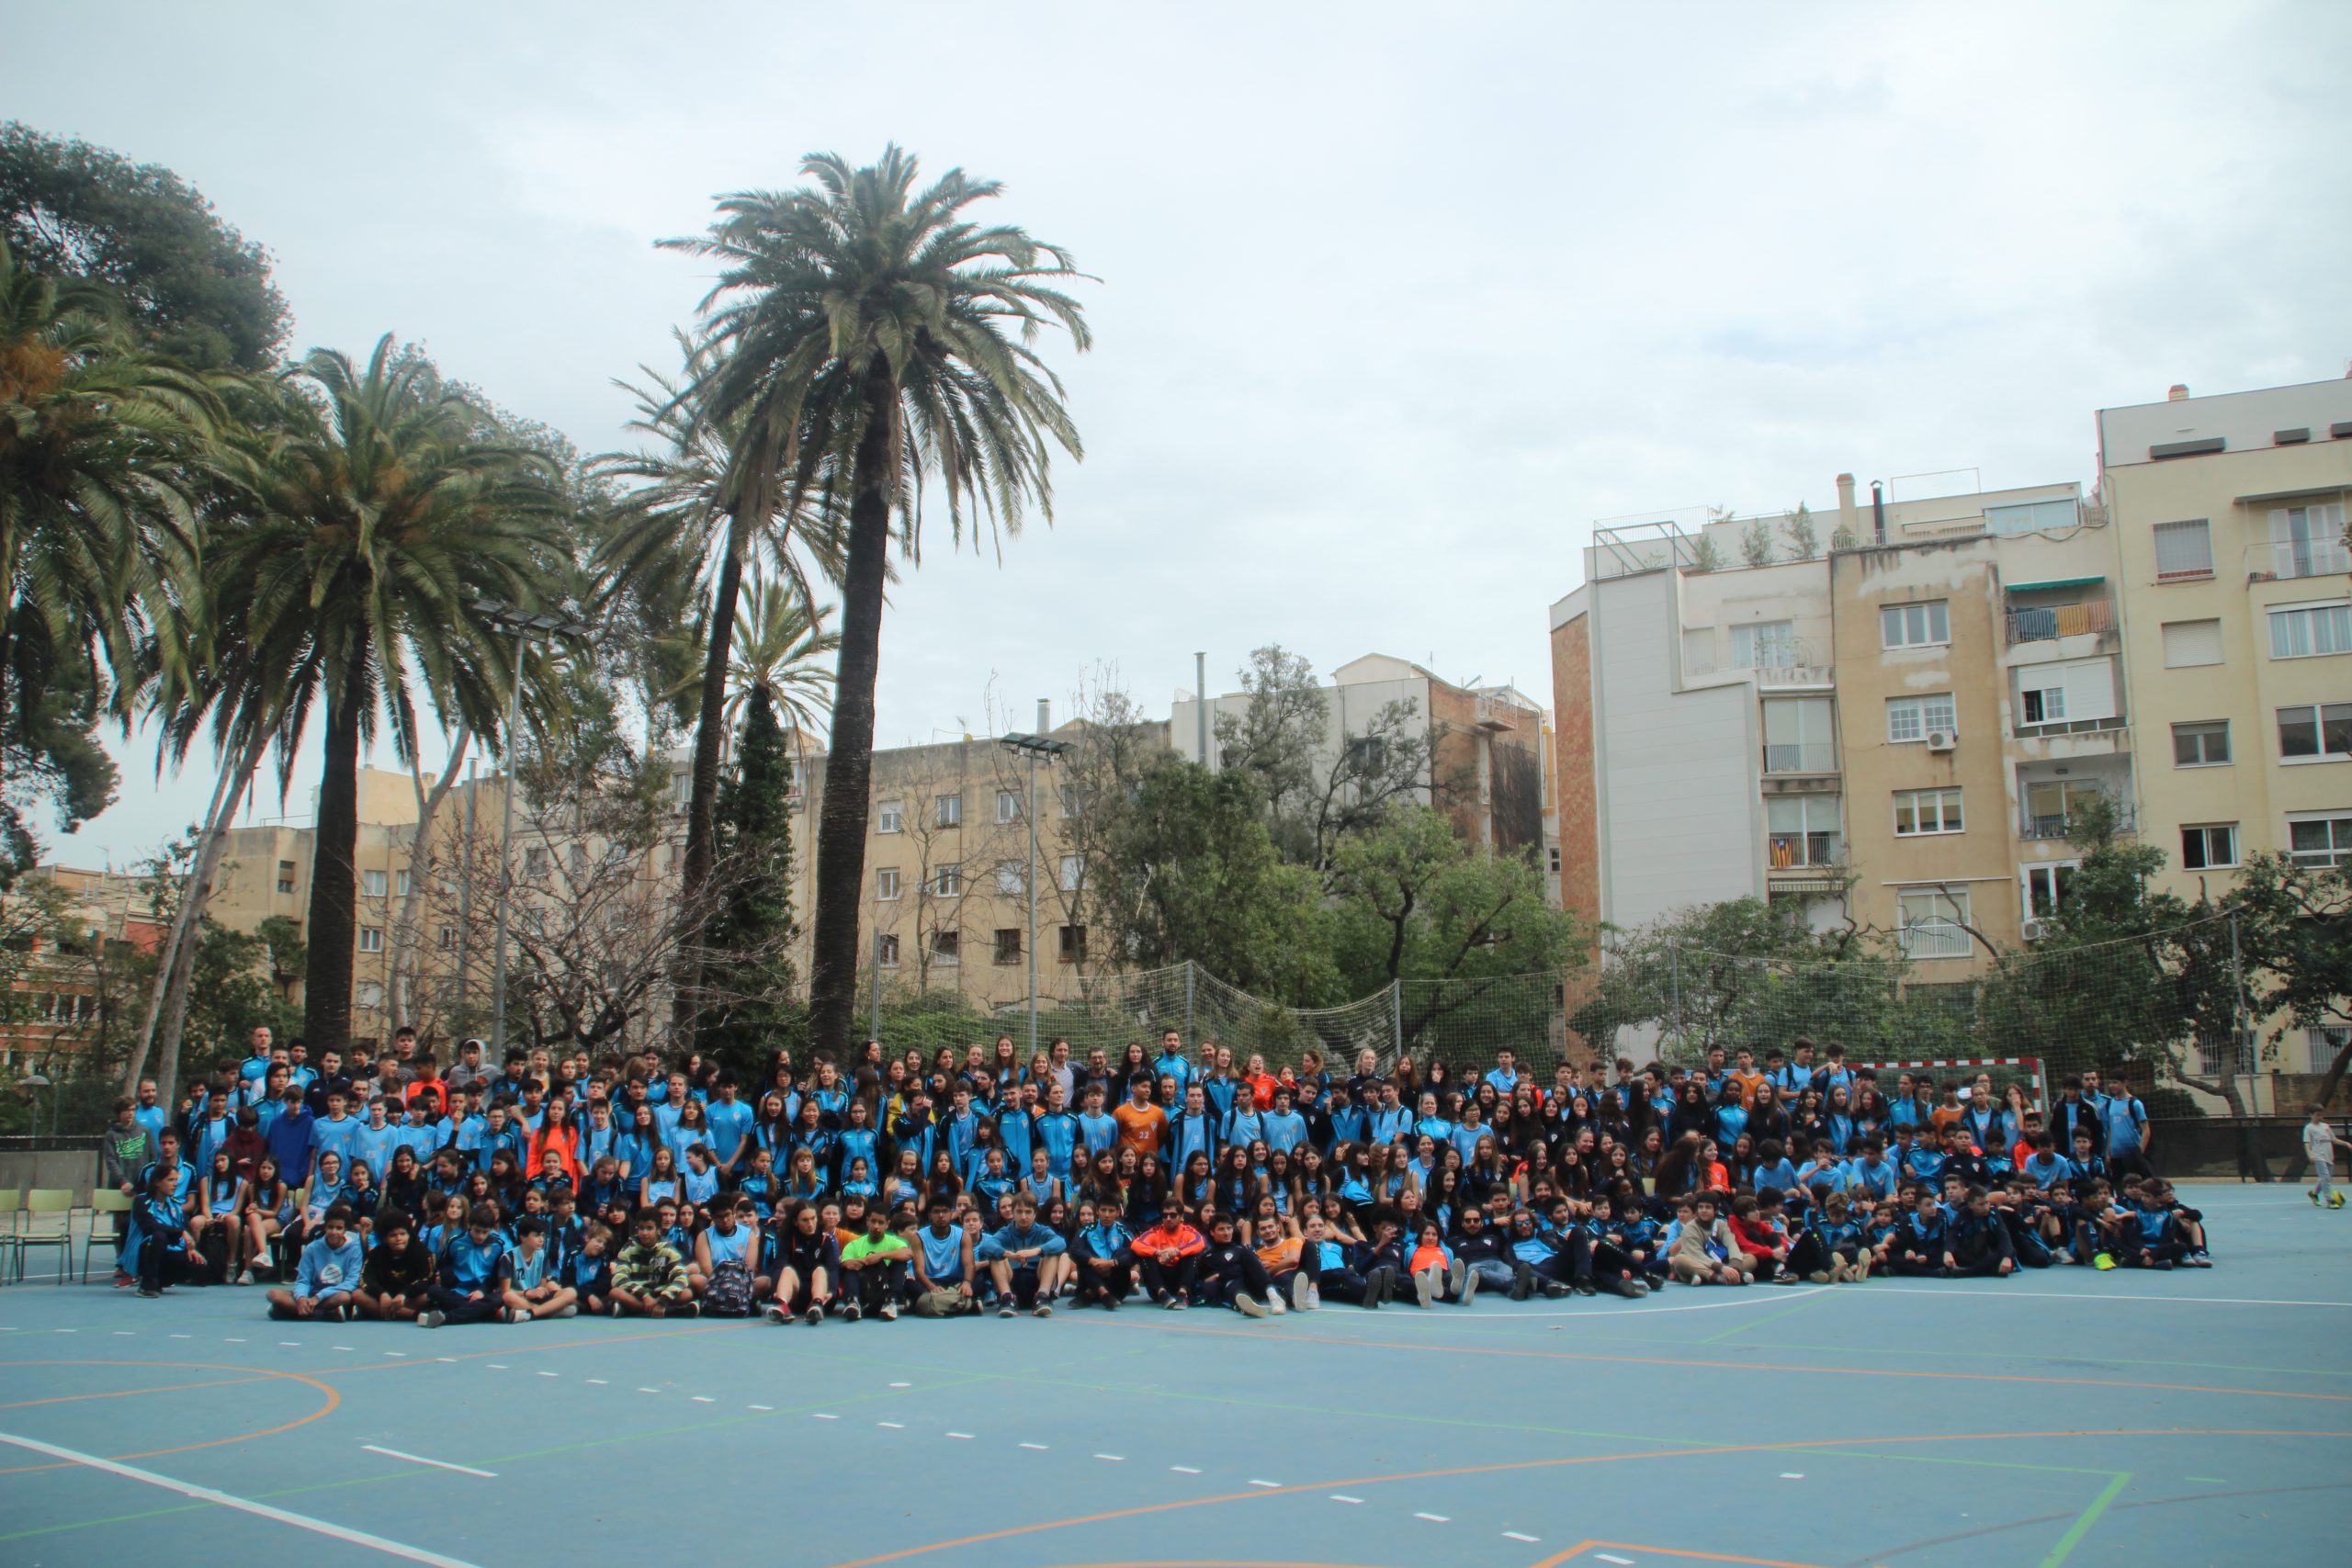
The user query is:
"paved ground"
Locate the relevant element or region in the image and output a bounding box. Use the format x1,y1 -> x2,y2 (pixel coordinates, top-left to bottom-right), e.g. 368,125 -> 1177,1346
2,1183 -> 2346,1567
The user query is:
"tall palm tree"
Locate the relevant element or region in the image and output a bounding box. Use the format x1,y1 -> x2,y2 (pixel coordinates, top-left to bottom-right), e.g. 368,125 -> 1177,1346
664,146 -> 1091,1058
593,333 -> 843,1028
660,573 -> 840,741
0,236 -> 217,869
207,337 -> 570,1054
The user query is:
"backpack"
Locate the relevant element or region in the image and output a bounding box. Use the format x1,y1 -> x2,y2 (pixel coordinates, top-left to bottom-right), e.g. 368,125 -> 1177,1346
702,1260 -> 754,1317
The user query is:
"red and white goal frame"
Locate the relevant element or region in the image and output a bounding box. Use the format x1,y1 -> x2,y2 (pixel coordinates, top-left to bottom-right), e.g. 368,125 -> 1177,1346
1847,1055 -> 2048,1114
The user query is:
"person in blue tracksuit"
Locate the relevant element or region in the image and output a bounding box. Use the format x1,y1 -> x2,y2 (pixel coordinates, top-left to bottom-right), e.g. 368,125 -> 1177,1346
129,1168 -> 196,1298
422,1206 -> 514,1325
1071,1205 -> 1134,1308
267,1205 -> 362,1319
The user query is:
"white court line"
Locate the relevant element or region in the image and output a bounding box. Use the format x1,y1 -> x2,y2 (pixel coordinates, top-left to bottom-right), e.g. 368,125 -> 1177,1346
1865,1286 -> 2352,1309
1598,1555 -> 1636,1566
946,1431 -> 974,1439
1329,1495 -> 1364,1504
1781,1472 -> 1804,1479
536,1371 -> 559,1379
812,1413 -> 839,1420
1248,1479 -> 1279,1487
1414,1512 -> 1450,1522
1170,1464 -> 1201,1473
692,1396 -> 716,1404
1093,1452 -> 1123,1461
585,1378 -> 608,1385
0,1430 -> 482,1566
879,1421 -> 906,1428
1503,1530 -> 1540,1542
361,1445 -> 498,1479
1321,1287 -> 1831,1322
1020,1442 -> 1049,1450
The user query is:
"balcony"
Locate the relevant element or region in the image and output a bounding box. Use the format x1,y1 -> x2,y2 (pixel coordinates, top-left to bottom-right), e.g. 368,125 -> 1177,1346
1768,833 -> 1842,872
2005,599 -> 2115,646
2018,801 -> 2134,840
1762,741 -> 1838,775
2012,713 -> 2128,743
2247,536 -> 2352,582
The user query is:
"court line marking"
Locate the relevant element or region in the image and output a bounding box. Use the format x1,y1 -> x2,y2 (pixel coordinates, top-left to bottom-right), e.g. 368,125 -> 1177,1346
1504,1530 -> 1541,1542
2039,1470 -> 2132,1568
1540,1547 -> 1824,1568
1864,1285 -> 2352,1309
822,1427 -> 2343,1568
359,1445 -> 496,1479
0,1429 -> 483,1568
1414,1511 -> 1450,1521
0,1359 -> 343,1475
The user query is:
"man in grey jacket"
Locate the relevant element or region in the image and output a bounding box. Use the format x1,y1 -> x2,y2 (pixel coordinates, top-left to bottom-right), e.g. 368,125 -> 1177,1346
98,1098 -> 156,1281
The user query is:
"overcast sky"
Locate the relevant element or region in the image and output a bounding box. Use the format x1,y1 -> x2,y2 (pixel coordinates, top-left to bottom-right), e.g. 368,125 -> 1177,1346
8,0 -> 2347,867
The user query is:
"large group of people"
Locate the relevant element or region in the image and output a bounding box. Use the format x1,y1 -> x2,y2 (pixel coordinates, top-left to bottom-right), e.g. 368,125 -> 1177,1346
97,1021 -> 2211,1325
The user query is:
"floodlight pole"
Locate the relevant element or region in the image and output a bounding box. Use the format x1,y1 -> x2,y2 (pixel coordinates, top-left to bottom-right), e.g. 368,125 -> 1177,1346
998,720 -> 1073,1064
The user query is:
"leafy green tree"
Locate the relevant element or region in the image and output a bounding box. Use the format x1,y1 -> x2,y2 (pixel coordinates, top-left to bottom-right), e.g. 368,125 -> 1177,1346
1783,503 -> 1818,559
0,122 -> 289,370
1,236 -> 217,882
665,146 -> 1092,1059
697,685 -> 800,1077
2225,852 -> 2352,1100
1739,515 -> 1776,568
1089,758 -> 1334,1004
207,338 -> 571,1054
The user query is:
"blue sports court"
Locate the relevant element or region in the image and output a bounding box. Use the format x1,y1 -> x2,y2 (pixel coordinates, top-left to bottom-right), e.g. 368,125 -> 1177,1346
1,1183 -> 2343,1568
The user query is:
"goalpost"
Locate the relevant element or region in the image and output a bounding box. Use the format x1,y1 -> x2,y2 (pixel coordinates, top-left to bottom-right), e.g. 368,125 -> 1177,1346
1846,1055 -> 2049,1113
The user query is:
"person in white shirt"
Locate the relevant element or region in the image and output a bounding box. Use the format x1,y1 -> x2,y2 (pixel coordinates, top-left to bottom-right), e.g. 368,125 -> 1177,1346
2303,1104 -> 2349,1210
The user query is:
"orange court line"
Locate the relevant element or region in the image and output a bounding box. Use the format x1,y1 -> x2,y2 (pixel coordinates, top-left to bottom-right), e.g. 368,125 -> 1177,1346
0,1374 -> 278,1410
1055,1315 -> 2352,1404
824,1427 -> 2347,1568
1530,1543 -> 1830,1568
0,1359 -> 342,1474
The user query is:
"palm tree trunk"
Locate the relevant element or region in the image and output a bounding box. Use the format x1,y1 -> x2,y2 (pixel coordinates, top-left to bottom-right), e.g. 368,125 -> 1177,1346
129,723 -> 270,1111
390,725 -> 470,1033
672,495 -> 756,1043
304,661 -> 368,1054
807,378 -> 897,1060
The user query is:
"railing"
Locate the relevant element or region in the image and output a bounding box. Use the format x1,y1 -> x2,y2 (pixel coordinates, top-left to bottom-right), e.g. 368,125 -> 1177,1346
1756,662 -> 1836,688
1767,833 -> 1842,871
2247,536 -> 2351,581
1762,741 -> 1838,774
2013,713 -> 2127,742
1900,919 -> 1973,960
2005,599 -> 2116,645
2019,802 -> 2134,840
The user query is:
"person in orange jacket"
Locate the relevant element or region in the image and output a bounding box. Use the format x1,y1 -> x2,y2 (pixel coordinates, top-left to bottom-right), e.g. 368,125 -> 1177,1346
1132,1201 -> 1206,1307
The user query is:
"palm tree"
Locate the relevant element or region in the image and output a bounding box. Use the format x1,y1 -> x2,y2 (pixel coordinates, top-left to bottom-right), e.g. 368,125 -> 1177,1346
0,236 -> 217,871
206,338 -> 570,1054
593,333 -> 843,1026
663,146 -> 1091,1057
661,573 -> 840,742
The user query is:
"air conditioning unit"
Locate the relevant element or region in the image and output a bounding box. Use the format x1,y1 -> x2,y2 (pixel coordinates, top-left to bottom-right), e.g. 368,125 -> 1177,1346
2019,918 -> 2046,942
1925,728 -> 1957,752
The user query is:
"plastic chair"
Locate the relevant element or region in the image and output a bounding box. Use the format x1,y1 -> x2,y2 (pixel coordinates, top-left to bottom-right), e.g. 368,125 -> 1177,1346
14,1190 -> 73,1284
82,1190 -> 133,1283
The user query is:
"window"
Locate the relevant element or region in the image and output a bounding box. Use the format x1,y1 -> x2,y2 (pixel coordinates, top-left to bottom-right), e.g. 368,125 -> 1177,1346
2267,503 -> 2352,580
2018,675 -> 2065,726
2021,861 -> 2076,919
2278,703 -> 2352,762
1731,620 -> 1796,669
1343,735 -> 1389,773
1894,788 -> 1963,836
1896,888 -> 1972,959
277,859 -> 296,895
1880,601 -> 1949,649
2267,601 -> 2352,660
1886,693 -> 1956,744
876,933 -> 900,968
438,925 -> 458,951
877,800 -> 903,834
2289,814 -> 2352,868
362,870 -> 388,897
1059,854 -> 1083,892
1547,847 -> 1562,874
933,864 -> 964,898
997,789 -> 1023,824
930,931 -> 960,966
994,861 -> 1027,896
1762,696 -> 1835,773
2180,824 -> 2239,871
398,870 -> 413,897
876,867 -> 901,901
525,846 -> 549,876
994,928 -> 1022,964
2172,721 -> 2230,767
1767,795 -> 1841,868
1058,924 -> 1088,964
2161,618 -> 2222,668
358,926 -> 385,953
2152,518 -> 2213,581
569,842 -> 587,874
356,981 -> 384,1009
935,794 -> 962,828
1057,785 -> 1082,818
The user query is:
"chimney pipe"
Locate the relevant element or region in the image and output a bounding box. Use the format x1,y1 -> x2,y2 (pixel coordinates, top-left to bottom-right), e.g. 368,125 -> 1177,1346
1194,651 -> 1209,768
2167,383 -> 2189,401
1871,480 -> 1886,546
1835,472 -> 1858,543
1036,697 -> 1050,734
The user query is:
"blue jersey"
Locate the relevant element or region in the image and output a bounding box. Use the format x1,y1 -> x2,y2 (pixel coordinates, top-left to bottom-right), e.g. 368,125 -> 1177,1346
1033,1111 -> 1081,1180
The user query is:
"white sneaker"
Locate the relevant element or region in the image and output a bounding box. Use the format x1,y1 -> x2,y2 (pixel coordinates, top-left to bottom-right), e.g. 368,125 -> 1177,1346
235,1269 -> 254,1287
1291,1272 -> 1315,1312
1413,1269 -> 1437,1309
1233,1292 -> 1268,1318
1267,1292 -> 1286,1314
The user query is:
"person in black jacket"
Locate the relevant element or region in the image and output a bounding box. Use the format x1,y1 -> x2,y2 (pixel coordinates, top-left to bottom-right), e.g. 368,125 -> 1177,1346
1184,1212 -> 1275,1317
356,1214 -> 435,1320
1944,1188 -> 2018,1278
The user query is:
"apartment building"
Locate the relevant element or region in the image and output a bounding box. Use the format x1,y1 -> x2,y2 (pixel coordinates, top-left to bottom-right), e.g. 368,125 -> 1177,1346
1550,474 -> 2120,963
0,864 -> 164,1068
1171,653 -> 1553,858
2098,380 -> 2352,893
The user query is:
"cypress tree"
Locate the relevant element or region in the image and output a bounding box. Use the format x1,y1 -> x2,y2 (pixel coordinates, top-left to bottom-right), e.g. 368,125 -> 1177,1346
698,685 -> 798,1074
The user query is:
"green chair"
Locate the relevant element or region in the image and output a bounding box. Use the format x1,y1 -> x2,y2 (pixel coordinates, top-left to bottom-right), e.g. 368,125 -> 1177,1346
13,1190 -> 74,1284
83,1190 -> 133,1283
